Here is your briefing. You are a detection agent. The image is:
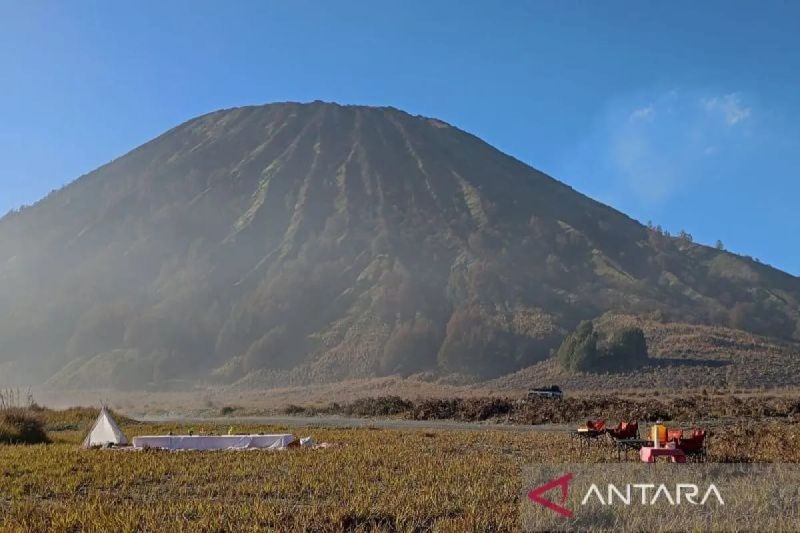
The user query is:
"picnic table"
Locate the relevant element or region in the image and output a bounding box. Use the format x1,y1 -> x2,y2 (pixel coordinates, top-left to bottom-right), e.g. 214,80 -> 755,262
640,446 -> 687,463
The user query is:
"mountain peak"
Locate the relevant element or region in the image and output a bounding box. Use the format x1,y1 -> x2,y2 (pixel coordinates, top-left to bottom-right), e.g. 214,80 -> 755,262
1,102 -> 799,389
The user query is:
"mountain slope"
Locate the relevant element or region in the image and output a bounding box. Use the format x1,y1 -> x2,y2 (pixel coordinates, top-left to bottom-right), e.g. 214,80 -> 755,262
1,101 -> 798,388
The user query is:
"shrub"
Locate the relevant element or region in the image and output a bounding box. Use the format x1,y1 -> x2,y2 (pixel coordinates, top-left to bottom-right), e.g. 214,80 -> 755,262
284,404 -> 307,415
557,321 -> 649,373
343,396 -> 413,417
0,407 -> 49,445
601,326 -> 649,370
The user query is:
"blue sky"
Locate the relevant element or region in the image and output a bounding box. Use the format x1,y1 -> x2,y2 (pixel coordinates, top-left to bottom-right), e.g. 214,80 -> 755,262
2,1 -> 799,273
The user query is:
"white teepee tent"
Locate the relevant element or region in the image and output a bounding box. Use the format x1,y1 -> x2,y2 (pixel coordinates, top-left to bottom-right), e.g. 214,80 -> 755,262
82,406 -> 128,448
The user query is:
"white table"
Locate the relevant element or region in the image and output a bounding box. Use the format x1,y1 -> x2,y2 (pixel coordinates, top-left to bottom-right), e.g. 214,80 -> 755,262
132,434 -> 295,450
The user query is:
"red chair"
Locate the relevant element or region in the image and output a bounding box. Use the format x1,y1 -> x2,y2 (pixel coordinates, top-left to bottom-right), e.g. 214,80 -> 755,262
610,422 -> 643,461
677,430 -> 707,462
587,420 -> 606,432
609,421 -> 639,440
573,420 -> 606,450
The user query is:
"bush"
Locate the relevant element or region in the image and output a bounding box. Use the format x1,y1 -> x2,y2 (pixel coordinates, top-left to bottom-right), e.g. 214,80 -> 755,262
343,396 -> 414,417
602,326 -> 648,369
556,321 -> 649,373
284,404 -> 307,415
0,408 -> 49,445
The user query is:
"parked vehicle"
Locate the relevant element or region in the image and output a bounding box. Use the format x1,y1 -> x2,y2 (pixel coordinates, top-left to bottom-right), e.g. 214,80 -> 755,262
527,385 -> 563,400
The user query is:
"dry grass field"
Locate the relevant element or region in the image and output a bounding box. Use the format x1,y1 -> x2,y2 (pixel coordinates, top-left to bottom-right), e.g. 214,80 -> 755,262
1,404 -> 800,532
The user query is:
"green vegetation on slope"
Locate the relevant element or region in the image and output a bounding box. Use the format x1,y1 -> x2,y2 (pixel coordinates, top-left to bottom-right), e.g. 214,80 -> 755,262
556,320 -> 649,373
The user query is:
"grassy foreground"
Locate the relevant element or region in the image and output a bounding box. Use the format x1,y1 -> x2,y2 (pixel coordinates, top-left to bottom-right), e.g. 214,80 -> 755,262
0,394 -> 800,531
2,414 -> 800,532
5,423 -> 535,532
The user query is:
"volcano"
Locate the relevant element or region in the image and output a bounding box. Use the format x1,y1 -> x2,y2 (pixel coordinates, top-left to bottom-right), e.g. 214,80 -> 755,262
1,101 -> 798,389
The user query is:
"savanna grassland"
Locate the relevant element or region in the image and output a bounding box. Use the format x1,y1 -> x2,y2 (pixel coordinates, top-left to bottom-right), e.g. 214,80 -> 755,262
2,404 -> 800,532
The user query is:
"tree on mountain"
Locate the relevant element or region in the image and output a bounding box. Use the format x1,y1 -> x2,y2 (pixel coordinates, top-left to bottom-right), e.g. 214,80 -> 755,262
556,321 -> 598,372
557,320 -> 649,373
601,326 -> 648,369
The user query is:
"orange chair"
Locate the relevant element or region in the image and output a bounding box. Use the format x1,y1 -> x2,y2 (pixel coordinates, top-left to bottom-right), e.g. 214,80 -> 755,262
666,428 -> 683,443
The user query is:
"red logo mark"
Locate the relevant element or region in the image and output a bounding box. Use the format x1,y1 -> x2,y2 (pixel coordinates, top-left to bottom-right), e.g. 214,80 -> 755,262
528,473 -> 574,518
